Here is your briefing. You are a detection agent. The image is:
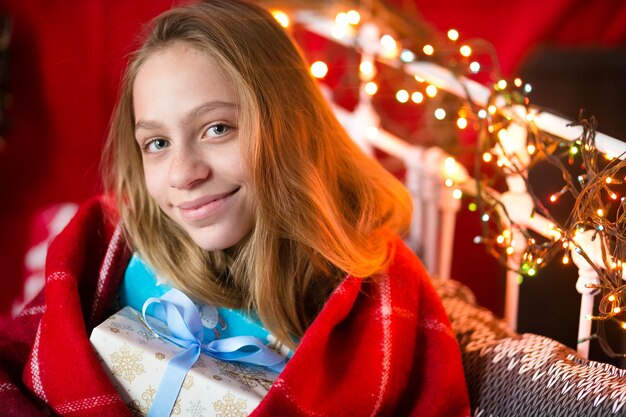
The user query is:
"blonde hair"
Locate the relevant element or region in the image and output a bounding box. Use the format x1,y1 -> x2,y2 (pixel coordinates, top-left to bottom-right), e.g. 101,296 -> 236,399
102,0 -> 412,349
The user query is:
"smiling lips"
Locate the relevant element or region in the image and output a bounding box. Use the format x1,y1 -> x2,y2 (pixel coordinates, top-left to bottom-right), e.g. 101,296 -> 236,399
177,189 -> 239,221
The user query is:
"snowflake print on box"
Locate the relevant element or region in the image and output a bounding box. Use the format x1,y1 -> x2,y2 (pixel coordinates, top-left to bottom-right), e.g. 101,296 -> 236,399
216,361 -> 274,391
111,344 -> 145,383
128,385 -> 182,417
213,391 -> 248,417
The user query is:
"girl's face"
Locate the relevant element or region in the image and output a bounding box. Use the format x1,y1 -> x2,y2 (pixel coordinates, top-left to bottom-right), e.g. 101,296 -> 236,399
133,43 -> 255,251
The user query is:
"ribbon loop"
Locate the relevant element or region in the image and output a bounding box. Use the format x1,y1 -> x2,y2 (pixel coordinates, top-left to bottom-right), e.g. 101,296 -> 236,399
140,289 -> 286,417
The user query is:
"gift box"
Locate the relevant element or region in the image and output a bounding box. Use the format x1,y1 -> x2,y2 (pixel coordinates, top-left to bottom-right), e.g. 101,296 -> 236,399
90,306 -> 279,417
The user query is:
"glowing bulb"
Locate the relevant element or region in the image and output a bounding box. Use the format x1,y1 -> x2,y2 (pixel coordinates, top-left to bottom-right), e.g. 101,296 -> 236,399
570,146 -> 579,155
310,61 -> 328,78
469,61 -> 480,73
444,178 -> 454,187
527,268 -> 536,277
452,189 -> 463,199
609,295 -> 616,302
502,229 -> 511,239
497,79 -> 508,90
481,214 -> 490,222
514,78 -> 523,87
380,35 -> 398,57
488,105 -> 497,114
550,194 -> 557,203
396,89 -> 409,103
562,255 -> 569,264
335,12 -> 349,26
364,81 -> 378,95
434,108 -> 446,120
482,152 -> 493,162
346,10 -> 361,25
497,129 -> 508,141
411,91 -> 424,103
457,117 -> 468,129
496,235 -> 505,244
423,44 -> 434,55
400,49 -> 415,63
611,193 -> 618,200
527,144 -> 536,154
271,10 -> 290,28
606,177 -> 613,184
459,45 -> 472,57
478,109 -> 487,119
447,29 -> 459,41
524,83 -> 533,93
622,322 -> 626,330
425,85 -> 438,97
597,208 -> 604,217
614,307 -> 622,314
468,202 -> 477,212
506,247 -> 515,255
359,60 -> 375,79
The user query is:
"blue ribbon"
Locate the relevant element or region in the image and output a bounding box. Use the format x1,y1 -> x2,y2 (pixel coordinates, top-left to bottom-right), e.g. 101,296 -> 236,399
141,289 -> 286,417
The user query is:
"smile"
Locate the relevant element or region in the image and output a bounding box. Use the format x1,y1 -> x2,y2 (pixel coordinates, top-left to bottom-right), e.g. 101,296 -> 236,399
177,189 -> 239,222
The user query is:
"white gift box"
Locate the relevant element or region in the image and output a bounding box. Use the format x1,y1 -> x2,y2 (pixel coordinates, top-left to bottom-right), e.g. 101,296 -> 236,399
90,306 -> 278,417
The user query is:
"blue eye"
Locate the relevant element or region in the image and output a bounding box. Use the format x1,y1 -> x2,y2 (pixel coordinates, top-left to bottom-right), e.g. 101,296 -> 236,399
205,123 -> 231,138
145,138 -> 170,153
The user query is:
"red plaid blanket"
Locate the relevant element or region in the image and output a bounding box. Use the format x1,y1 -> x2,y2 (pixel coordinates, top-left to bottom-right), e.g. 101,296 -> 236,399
0,197 -> 470,416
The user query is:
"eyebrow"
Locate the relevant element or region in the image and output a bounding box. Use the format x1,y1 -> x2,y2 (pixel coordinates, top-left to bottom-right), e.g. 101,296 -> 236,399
134,101 -> 237,132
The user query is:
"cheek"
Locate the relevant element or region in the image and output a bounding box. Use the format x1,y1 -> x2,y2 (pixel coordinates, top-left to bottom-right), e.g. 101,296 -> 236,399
142,163 -> 166,205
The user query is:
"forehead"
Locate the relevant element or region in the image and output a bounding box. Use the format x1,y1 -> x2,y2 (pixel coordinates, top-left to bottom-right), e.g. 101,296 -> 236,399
133,43 -> 237,117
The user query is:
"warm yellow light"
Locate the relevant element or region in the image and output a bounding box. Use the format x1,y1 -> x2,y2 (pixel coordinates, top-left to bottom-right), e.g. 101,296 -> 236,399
502,229 -> 511,239
488,105 -> 497,114
614,307 -> 622,314
396,89 -> 409,103
346,10 -> 361,25
496,235 -> 505,244
597,208 -> 605,217
477,109 -> 487,119
364,81 -> 378,95
606,177 -> 613,184
514,78 -> 523,87
380,35 -> 397,53
444,178 -> 454,187
622,322 -> 626,330
527,144 -> 536,154
359,60 -> 375,77
452,189 -> 463,199
332,26 -> 347,40
506,247 -> 515,255
497,129 -> 508,141
271,10 -> 290,28
425,85 -> 438,97
611,193 -> 618,200
411,91 -> 424,103
482,152 -> 493,162
423,44 -> 434,55
335,12 -> 349,26
434,108 -> 446,120
469,61 -> 481,73
497,79 -> 508,90
457,117 -> 468,129
447,29 -> 459,41
562,255 -> 569,264
550,194 -> 557,203
609,295 -> 616,302
459,45 -> 472,57
310,61 -> 328,78
605,153 -> 617,161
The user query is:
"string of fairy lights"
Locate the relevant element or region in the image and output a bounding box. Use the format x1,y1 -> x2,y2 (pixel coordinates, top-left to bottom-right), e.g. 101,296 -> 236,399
268,4 -> 626,357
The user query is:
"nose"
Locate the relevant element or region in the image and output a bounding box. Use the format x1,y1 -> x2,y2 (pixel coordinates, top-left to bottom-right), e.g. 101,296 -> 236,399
168,144 -> 210,189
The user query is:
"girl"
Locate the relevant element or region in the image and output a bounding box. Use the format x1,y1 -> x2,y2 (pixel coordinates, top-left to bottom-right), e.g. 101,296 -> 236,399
0,1 -> 470,416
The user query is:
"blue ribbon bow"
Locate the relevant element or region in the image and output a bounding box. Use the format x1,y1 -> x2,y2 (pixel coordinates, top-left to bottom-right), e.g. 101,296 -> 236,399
141,289 -> 286,417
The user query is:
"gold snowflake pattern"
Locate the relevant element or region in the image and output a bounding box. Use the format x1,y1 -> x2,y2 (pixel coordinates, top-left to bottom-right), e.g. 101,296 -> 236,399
111,344 -> 145,383
213,391 -> 248,417
217,361 -> 274,391
128,385 -> 182,417
182,374 -> 194,390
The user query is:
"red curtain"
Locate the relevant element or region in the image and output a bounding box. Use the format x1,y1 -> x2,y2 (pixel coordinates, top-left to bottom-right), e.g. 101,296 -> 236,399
0,0 -> 625,314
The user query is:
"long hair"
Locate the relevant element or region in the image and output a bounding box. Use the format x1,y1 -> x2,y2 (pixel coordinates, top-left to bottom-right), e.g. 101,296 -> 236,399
102,0 -> 412,349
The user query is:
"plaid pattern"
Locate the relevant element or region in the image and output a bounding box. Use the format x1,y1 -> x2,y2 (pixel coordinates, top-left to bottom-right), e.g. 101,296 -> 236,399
0,197 -> 470,416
